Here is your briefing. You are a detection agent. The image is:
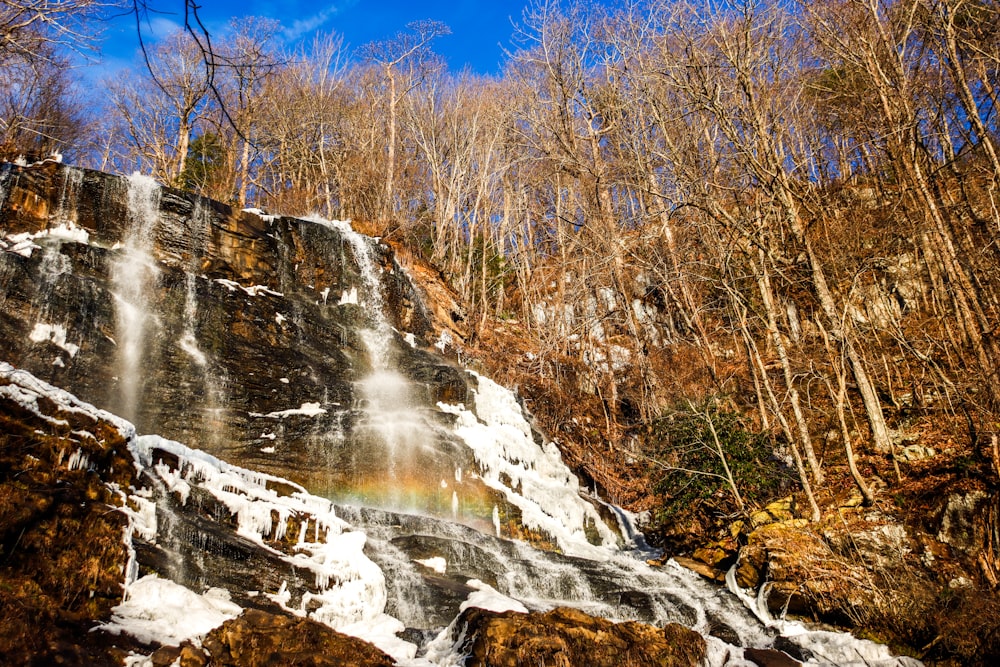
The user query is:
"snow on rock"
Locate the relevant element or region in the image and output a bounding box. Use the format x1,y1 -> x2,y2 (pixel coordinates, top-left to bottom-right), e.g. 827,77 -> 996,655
419,581 -> 530,667
4,234 -> 40,256
3,222 -> 89,258
213,277 -> 283,297
129,435 -> 395,644
40,221 -> 88,243
414,557 -> 447,574
439,371 -> 619,558
250,402 -> 328,418
435,329 -> 453,353
461,579 -> 528,615
0,361 -> 134,438
340,613 -> 416,663
0,364 -> 410,658
242,207 -> 277,223
29,322 -> 81,357
340,286 -> 359,305
101,575 -> 241,647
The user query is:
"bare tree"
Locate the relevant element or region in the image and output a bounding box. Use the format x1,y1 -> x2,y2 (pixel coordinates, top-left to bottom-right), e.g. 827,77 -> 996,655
217,16 -> 284,207
360,19 -> 450,223
0,45 -> 89,160
1,0 -> 108,60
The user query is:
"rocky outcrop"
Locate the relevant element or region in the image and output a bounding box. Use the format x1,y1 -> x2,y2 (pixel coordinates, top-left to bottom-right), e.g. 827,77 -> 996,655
150,610 -> 395,667
452,606 -> 707,667
718,487 -> 1000,664
0,367 -> 138,664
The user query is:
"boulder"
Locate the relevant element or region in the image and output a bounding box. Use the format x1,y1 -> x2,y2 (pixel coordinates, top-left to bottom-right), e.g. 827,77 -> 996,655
452,605 -> 706,667
174,609 -> 396,667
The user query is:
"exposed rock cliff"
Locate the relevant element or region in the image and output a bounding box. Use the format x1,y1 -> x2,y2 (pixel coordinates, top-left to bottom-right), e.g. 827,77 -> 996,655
0,162 -> 500,522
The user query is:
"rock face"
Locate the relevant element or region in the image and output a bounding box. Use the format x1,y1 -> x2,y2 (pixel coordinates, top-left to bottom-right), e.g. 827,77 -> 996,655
727,498 -> 1000,664
452,606 -> 707,667
0,161 -> 492,519
0,365 -> 401,666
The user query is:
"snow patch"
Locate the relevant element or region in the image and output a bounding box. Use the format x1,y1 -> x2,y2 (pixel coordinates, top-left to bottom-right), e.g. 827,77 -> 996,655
213,278 -> 283,298
0,362 -> 132,436
414,557 -> 447,574
340,286 -> 358,305
242,207 -> 277,223
101,575 -> 241,647
3,221 -> 89,257
435,329 -> 453,353
461,579 -> 529,614
29,322 -> 80,357
251,402 -> 327,419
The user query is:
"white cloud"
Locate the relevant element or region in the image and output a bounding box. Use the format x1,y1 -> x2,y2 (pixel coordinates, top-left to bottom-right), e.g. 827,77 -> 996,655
282,1 -> 359,42
146,16 -> 184,40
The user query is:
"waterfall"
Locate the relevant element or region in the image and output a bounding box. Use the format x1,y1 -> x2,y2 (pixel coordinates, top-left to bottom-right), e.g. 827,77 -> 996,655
178,199 -> 227,449
112,173 -> 161,422
0,163 -> 11,212
307,217 -> 437,513
327,220 -> 421,481
326,219 -> 396,367
54,166 -> 83,224
300,217 -> 623,553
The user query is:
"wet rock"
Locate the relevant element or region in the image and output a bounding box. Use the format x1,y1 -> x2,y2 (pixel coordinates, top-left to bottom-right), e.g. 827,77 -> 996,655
196,609 -> 395,666
0,161 -> 481,506
453,605 -> 706,667
673,556 -> 726,582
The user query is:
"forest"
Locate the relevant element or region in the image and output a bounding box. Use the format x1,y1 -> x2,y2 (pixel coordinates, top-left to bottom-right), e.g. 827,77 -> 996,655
4,0 -> 1000,540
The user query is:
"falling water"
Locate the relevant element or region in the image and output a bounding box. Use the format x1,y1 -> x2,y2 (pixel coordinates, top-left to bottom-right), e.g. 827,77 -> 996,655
0,163 -> 12,211
112,173 -> 161,422
338,224 -> 396,368
178,200 -> 227,449
309,218 -> 436,512
53,167 -> 83,225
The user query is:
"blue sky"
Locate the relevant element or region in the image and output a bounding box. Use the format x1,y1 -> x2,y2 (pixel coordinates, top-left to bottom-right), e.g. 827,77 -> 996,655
94,0 -> 534,76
